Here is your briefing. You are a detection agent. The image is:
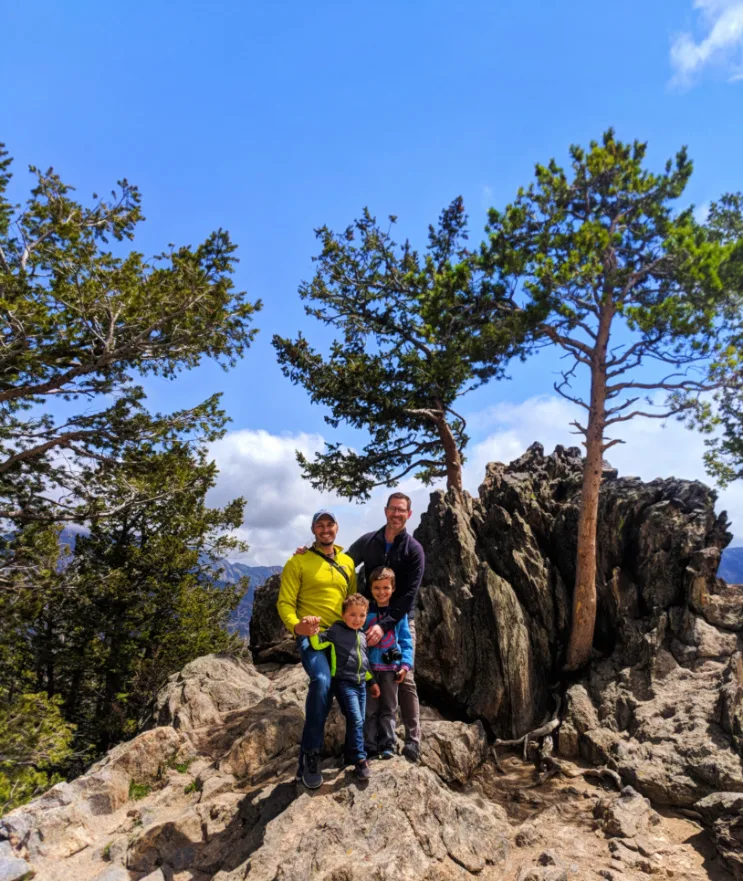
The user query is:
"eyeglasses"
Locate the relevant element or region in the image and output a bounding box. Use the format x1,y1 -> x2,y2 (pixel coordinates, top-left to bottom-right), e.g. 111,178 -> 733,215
385,506 -> 409,514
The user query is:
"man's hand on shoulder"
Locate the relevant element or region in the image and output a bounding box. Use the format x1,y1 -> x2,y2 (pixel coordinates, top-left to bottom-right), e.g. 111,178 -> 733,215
293,546 -> 308,556
294,615 -> 321,636
366,624 -> 383,647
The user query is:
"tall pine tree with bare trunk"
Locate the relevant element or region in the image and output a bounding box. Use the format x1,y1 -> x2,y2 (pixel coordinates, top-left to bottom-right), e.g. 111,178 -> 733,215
483,131 -> 733,670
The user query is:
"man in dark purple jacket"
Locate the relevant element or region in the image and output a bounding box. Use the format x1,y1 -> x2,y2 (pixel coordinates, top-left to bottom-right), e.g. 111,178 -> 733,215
346,492 -> 425,761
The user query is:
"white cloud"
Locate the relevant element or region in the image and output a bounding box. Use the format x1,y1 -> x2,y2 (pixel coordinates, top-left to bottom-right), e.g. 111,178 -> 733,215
670,0 -> 743,86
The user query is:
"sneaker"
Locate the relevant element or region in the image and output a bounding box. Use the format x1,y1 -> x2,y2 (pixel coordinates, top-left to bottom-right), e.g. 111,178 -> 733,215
402,742 -> 420,763
355,760 -> 372,781
302,751 -> 323,789
380,748 -> 395,760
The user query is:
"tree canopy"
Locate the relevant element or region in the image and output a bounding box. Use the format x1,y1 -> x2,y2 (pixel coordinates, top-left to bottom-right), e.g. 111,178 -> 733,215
0,143 -> 261,524
273,198 -> 533,497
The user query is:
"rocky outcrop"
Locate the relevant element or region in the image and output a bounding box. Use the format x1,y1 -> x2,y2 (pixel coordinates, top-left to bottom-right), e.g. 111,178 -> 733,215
414,442 -> 743,874
1,653 -> 730,881
414,443 -> 732,736
248,573 -> 299,663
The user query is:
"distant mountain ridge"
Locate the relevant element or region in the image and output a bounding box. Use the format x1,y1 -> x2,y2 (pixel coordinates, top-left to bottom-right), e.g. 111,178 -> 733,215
215,561 -> 282,636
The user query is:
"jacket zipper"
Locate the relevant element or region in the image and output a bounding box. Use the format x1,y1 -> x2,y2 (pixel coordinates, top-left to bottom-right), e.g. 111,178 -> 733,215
356,631 -> 363,684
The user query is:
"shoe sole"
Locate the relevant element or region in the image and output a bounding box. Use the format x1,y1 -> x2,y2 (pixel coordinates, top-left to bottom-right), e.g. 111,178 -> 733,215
301,775 -> 323,789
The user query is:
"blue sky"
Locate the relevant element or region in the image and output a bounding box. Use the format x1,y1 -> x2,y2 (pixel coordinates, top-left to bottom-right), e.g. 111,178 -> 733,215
4,0 -> 743,561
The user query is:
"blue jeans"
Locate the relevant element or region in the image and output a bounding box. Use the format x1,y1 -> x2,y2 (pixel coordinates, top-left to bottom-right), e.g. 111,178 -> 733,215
334,680 -> 367,764
298,636 -> 333,756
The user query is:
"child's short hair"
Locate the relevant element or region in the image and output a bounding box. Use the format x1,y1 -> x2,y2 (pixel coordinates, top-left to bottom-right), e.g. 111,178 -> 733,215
342,593 -> 370,614
368,566 -> 396,589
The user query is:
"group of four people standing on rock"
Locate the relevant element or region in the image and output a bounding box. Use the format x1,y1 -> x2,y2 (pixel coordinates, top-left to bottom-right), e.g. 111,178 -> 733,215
276,492 -> 425,788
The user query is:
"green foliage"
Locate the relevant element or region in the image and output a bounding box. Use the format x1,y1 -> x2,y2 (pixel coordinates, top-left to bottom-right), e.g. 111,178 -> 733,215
184,778 -> 202,795
273,198 -> 533,496
128,780 -> 151,801
699,193 -> 743,486
0,142 -> 258,805
0,141 -> 261,525
0,690 -> 75,815
0,445 -> 248,761
482,129 -> 731,443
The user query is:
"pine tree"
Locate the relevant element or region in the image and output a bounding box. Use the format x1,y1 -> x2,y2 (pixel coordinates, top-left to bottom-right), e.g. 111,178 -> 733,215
484,131 -> 733,669
273,198 -> 533,498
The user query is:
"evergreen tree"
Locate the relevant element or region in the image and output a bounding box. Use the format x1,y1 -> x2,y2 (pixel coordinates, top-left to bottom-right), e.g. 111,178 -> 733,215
0,143 -> 260,526
273,198 -> 533,497
0,444 -> 247,766
483,131 -> 733,670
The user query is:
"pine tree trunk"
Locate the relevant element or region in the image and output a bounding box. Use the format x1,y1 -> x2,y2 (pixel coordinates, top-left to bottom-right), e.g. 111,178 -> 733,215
437,416 -> 463,494
564,303 -> 613,671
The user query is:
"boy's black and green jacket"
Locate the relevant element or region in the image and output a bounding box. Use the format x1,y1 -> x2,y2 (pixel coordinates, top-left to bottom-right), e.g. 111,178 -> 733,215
310,622 -> 375,686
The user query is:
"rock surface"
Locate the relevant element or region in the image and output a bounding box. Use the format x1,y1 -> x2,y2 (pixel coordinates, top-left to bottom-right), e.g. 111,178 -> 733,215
0,652 -> 730,880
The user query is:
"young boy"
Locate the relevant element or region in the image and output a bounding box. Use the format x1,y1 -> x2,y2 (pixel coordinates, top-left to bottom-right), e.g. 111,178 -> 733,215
310,593 -> 380,781
364,566 -> 414,759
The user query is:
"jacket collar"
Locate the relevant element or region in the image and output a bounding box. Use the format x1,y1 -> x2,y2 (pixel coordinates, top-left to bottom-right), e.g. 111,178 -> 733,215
311,542 -> 345,555
374,526 -> 407,545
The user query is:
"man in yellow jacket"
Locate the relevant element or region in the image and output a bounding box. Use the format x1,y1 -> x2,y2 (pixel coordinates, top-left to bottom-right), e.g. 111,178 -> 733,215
277,509 -> 356,789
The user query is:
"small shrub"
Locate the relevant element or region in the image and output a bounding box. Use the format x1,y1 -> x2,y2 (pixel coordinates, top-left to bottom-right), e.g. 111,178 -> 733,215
128,780 -> 151,801
102,841 -> 112,861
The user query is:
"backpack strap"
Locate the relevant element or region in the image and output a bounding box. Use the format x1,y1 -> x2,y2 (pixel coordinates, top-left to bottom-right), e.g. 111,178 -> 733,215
308,546 -> 351,588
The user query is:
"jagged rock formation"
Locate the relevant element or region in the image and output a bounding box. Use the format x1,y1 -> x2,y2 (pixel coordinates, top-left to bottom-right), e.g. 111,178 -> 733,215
2,444 -> 743,880
415,442 -> 743,872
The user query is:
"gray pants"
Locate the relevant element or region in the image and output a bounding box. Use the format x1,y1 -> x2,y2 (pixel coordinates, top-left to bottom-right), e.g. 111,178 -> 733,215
365,620 -> 421,752
365,671 -> 398,753
399,619 -> 420,747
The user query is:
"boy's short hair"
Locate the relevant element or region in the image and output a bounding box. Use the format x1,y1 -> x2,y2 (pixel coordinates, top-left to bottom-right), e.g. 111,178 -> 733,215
368,566 -> 396,589
342,593 -> 370,614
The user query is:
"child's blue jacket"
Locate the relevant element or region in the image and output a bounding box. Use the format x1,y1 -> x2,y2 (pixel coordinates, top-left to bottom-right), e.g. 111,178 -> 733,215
365,603 -> 414,672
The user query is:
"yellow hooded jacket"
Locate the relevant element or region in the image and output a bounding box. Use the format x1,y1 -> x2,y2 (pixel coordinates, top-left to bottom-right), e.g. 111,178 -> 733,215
277,545 -> 357,633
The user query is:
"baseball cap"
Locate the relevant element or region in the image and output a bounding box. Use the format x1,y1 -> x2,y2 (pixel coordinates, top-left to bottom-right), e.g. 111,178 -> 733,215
311,509 -> 338,527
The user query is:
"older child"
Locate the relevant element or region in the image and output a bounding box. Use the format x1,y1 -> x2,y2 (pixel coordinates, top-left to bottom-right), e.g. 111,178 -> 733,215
364,567 -> 414,759
310,593 -> 380,781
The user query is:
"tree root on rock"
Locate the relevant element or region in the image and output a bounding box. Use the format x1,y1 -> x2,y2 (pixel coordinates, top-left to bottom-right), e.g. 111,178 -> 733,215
494,696 -> 562,761
492,695 -> 622,791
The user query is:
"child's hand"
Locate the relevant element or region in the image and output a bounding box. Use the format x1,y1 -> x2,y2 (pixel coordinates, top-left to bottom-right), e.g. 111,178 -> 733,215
395,668 -> 407,684
293,546 -> 308,555
370,683 -> 381,699
294,615 -> 321,636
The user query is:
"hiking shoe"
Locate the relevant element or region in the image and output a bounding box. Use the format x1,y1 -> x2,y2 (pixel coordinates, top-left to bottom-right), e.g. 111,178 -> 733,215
380,748 -> 395,760
355,760 -> 372,781
302,751 -> 323,789
402,742 -> 420,763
